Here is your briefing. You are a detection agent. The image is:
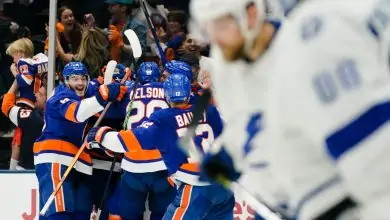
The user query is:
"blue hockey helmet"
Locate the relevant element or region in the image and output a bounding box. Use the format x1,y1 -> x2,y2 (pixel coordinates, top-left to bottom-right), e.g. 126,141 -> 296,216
164,60 -> 192,82
113,63 -> 128,82
62,62 -> 89,96
137,62 -> 160,84
63,62 -> 89,78
163,73 -> 191,103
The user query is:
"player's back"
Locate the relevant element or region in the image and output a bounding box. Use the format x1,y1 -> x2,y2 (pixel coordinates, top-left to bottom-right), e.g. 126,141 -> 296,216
121,82 -> 170,173
259,0 -> 390,219
16,53 -> 48,107
148,104 -> 223,186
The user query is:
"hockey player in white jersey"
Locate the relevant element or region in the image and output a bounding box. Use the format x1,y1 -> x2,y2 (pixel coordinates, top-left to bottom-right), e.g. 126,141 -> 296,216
249,0 -> 390,219
190,0 -> 291,217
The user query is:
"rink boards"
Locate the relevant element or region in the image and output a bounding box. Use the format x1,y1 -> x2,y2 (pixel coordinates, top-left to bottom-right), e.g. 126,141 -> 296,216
0,170 -> 257,220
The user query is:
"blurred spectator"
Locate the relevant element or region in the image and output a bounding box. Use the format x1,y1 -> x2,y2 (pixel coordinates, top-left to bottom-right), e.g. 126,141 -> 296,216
106,0 -> 147,66
163,10 -> 187,61
180,34 -> 202,58
44,6 -> 82,73
57,6 -> 82,56
74,27 -> 109,78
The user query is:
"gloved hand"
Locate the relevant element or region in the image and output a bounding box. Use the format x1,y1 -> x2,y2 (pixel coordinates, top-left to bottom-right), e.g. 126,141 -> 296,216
95,82 -> 127,105
200,147 -> 242,187
85,126 -> 114,149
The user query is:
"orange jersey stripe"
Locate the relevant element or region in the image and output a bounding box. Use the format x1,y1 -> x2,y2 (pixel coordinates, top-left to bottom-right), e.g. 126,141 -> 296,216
108,214 -> 122,220
34,140 -> 92,164
33,77 -> 41,94
22,74 -> 34,80
119,130 -> 143,152
51,163 -> 65,212
173,184 -> 192,220
124,149 -> 161,161
65,102 -> 78,123
179,163 -> 199,173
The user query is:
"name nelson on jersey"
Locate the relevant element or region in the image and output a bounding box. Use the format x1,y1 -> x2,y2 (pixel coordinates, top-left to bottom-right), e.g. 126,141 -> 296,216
130,87 -> 165,99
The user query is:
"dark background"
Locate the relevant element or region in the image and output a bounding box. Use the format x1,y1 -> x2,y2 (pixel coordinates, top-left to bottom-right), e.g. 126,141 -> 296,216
0,0 -> 190,169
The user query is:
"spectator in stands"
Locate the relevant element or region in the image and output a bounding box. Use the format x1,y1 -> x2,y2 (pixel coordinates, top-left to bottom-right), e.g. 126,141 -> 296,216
163,10 -> 187,61
44,6 -> 82,72
1,80 -> 45,170
74,27 -> 109,78
180,34 -> 202,58
106,0 -> 147,66
57,6 -> 82,60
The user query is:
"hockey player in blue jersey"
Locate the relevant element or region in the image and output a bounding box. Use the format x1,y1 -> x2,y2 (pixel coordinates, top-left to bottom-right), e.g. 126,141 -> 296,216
163,60 -> 201,104
86,73 -> 235,219
34,62 -> 127,220
86,63 -> 133,219
94,61 -> 175,220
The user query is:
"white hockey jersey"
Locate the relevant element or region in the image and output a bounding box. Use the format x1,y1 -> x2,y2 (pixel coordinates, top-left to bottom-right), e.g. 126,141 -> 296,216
258,0 -> 390,219
209,37 -> 290,214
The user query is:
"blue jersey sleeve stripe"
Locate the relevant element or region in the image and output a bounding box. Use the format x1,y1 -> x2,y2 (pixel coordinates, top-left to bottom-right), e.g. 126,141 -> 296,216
326,101 -> 390,160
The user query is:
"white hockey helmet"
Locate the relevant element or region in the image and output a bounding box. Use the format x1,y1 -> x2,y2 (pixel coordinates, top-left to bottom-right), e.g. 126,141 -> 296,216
267,0 -> 300,16
190,0 -> 267,53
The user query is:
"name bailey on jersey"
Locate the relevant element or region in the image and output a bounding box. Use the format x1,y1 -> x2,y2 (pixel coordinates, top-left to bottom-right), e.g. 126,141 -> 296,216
176,111 -> 207,127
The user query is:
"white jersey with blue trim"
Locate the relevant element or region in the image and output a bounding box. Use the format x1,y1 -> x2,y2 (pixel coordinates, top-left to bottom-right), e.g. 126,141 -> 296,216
209,36 -> 290,214
258,0 -> 390,219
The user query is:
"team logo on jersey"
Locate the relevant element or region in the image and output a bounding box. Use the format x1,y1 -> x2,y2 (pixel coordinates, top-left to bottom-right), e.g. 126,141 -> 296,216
301,16 -> 323,41
243,113 -> 262,157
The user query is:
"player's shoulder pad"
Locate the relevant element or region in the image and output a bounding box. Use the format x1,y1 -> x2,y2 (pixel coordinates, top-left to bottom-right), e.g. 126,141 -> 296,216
149,108 -> 171,125
149,81 -> 164,88
367,0 -> 390,39
205,104 -> 220,118
48,84 -> 80,104
86,80 -> 99,97
124,80 -> 135,89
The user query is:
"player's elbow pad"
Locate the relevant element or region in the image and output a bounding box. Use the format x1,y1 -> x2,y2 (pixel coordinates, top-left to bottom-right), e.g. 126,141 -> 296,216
76,97 -> 105,122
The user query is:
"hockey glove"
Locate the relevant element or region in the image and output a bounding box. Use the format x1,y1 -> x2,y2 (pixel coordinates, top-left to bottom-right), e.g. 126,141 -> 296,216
85,126 -> 114,149
95,83 -> 127,105
200,147 -> 241,187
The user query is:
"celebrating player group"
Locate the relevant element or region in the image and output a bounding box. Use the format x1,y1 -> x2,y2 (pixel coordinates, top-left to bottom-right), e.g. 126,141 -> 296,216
2,0 -> 390,219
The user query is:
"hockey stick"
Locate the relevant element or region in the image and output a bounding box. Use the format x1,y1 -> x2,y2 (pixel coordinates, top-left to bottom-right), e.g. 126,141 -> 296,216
39,60 -> 118,216
178,89 -> 212,160
122,29 -> 143,130
139,0 -> 167,66
95,29 -> 143,220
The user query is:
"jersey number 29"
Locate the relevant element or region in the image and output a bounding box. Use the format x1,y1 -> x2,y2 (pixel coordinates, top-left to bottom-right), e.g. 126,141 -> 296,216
126,100 -> 169,129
